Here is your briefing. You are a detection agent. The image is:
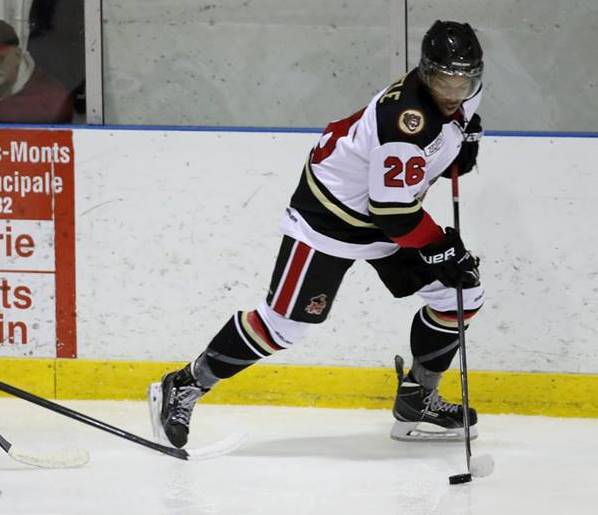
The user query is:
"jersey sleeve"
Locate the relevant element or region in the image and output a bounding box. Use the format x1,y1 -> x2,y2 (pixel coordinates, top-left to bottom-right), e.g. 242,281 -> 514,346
368,141 -> 443,248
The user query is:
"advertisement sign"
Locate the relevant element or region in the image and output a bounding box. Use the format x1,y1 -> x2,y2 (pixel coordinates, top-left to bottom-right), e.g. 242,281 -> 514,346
0,130 -> 76,357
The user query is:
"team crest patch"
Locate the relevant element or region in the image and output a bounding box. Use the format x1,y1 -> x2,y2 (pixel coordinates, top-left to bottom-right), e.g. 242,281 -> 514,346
398,109 -> 425,135
305,294 -> 328,316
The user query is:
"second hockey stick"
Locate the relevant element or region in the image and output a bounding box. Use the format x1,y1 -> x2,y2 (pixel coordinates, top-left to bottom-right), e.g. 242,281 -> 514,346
0,431 -> 89,469
0,381 -> 189,461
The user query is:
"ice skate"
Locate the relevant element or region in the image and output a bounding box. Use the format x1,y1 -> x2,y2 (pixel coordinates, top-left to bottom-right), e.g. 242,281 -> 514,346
148,364 -> 208,448
390,355 -> 478,442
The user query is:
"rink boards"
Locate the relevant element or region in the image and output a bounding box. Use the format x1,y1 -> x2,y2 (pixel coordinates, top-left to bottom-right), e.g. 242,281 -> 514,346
2,357 -> 598,418
0,126 -> 597,416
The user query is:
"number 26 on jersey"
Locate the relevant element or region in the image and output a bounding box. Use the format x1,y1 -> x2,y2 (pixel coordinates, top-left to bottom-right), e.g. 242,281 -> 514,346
383,156 -> 425,188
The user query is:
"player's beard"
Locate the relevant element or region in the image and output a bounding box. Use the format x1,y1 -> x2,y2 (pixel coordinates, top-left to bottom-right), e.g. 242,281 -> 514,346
436,99 -> 461,116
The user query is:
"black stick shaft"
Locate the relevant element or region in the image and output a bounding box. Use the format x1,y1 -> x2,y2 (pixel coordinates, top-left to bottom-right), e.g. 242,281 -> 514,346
0,432 -> 12,453
451,164 -> 472,470
0,381 -> 188,461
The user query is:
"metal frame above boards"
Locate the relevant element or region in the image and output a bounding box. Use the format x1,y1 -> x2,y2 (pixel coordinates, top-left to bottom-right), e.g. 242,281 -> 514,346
390,0 -> 409,81
84,0 -> 104,124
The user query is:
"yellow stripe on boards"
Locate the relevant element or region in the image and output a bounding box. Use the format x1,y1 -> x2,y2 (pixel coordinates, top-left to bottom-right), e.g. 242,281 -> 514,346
0,358 -> 55,398
1,358 -> 598,418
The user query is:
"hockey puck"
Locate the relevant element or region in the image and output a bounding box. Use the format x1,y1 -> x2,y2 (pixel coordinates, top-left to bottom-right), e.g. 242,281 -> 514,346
449,473 -> 472,485
470,453 -> 494,478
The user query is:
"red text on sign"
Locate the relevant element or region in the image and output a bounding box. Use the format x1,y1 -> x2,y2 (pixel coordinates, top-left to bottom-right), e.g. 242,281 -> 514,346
0,222 -> 35,258
0,314 -> 27,344
0,280 -> 33,309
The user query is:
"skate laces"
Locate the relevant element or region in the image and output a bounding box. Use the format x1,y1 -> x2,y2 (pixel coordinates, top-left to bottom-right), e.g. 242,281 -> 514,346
423,389 -> 460,414
170,386 -> 203,427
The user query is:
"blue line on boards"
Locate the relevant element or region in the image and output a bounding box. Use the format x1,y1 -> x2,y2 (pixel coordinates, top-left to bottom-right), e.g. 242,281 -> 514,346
1,123 -> 598,138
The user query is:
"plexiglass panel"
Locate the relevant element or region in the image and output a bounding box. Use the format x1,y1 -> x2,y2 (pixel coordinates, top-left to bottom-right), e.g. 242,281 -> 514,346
102,0 -> 396,127
0,0 -> 85,124
407,1 -> 598,131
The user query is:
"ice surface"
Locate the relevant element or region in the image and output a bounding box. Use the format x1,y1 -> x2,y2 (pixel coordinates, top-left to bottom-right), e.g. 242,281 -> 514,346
0,399 -> 596,515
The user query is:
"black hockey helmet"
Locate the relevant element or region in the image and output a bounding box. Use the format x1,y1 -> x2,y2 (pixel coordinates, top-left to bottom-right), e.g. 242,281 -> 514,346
418,21 -> 483,99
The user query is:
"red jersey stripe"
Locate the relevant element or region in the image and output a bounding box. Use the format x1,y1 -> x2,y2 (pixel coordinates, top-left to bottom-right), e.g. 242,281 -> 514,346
273,241 -> 312,316
391,211 -> 443,248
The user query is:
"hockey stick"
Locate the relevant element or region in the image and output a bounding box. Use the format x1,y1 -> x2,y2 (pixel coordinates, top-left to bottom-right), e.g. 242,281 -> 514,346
0,381 -> 189,461
0,430 -> 89,469
448,163 -> 473,484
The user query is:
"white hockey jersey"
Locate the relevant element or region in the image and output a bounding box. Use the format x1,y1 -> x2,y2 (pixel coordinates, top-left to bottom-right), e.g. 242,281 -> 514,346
282,69 -> 482,260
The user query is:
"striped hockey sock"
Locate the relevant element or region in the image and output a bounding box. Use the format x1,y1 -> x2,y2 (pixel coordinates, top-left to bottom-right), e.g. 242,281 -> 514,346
197,310 -> 287,382
409,305 -> 476,374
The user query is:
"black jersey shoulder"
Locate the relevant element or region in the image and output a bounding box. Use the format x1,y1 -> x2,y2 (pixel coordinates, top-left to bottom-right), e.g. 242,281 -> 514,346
375,69 -> 445,148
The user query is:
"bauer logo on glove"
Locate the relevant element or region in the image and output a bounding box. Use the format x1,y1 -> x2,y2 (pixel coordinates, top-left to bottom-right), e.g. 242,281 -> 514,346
418,228 -> 480,288
419,247 -> 456,265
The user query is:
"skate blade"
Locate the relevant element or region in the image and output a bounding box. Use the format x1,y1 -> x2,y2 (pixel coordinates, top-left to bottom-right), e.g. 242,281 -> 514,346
390,420 -> 479,442
148,382 -> 170,445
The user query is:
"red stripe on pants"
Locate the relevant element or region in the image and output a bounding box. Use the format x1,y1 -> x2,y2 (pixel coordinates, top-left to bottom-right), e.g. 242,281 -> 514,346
273,242 -> 311,316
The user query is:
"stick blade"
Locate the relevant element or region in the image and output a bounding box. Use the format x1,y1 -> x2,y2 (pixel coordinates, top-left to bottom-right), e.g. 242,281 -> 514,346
449,473 -> 472,485
8,445 -> 90,469
187,432 -> 248,460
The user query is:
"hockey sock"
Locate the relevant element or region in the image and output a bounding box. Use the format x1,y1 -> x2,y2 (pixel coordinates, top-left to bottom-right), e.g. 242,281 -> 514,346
190,354 -> 220,390
408,359 -> 442,390
194,310 -> 288,383
171,362 -> 213,392
409,306 -> 475,384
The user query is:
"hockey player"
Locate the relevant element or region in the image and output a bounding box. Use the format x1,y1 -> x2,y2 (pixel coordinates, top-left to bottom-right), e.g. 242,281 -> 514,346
149,20 -> 485,447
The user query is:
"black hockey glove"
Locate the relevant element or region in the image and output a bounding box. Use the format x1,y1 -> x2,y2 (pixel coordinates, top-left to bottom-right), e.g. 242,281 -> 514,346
442,113 -> 483,178
418,227 -> 480,288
